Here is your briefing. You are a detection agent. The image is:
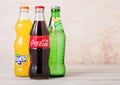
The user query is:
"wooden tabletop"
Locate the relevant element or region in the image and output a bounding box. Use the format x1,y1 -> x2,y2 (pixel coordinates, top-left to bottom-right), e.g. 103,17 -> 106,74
1,65 -> 120,85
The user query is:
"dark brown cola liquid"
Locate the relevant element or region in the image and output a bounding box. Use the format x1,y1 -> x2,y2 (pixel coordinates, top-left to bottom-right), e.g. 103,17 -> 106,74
29,21 -> 50,79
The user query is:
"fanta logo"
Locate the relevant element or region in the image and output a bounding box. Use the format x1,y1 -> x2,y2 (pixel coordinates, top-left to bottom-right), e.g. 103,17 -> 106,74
15,54 -> 28,65
30,36 -> 49,48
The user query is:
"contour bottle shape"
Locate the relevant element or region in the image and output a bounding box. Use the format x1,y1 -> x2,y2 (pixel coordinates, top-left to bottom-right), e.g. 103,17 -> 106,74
48,6 -> 66,77
29,6 -> 50,79
14,6 -> 32,77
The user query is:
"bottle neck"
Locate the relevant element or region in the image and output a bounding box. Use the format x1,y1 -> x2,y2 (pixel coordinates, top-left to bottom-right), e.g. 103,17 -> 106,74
34,8 -> 45,21
19,9 -> 29,20
51,9 -> 60,18
50,9 -> 64,31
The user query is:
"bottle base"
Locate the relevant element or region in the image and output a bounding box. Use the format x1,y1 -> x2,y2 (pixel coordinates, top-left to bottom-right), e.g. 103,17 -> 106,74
29,74 -> 49,79
30,77 -> 49,79
15,75 -> 29,77
14,68 -> 29,77
14,72 -> 29,77
49,75 -> 65,77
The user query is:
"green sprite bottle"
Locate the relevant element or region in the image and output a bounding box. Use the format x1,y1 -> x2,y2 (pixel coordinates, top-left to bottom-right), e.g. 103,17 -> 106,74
48,6 -> 66,77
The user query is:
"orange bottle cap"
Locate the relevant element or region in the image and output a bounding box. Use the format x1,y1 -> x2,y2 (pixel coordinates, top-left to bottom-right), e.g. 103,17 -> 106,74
20,6 -> 29,9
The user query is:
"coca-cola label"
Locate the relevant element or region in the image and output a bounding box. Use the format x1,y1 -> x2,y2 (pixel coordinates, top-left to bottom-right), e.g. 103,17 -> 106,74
30,36 -> 50,48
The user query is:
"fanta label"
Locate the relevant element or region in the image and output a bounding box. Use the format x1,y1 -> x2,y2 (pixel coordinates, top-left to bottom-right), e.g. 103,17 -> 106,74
15,54 -> 28,66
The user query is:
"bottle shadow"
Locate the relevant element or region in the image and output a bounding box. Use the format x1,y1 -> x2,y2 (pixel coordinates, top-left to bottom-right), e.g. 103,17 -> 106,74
65,69 -> 111,78
65,70 -> 81,77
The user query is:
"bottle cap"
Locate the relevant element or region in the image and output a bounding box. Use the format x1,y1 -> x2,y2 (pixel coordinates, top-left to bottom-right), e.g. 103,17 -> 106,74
20,6 -> 29,9
51,6 -> 60,9
35,6 -> 45,8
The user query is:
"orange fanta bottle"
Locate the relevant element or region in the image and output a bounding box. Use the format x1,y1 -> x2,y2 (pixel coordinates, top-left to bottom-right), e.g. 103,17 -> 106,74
14,6 -> 32,77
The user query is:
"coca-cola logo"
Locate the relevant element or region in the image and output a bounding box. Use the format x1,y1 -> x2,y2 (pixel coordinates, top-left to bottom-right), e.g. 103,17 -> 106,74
30,36 -> 49,48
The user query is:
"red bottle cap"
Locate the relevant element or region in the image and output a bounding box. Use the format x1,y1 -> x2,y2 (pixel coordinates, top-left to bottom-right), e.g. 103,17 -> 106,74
35,6 -> 45,8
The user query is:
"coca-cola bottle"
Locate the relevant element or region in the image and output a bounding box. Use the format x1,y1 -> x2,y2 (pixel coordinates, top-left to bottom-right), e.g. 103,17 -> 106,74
29,6 -> 50,79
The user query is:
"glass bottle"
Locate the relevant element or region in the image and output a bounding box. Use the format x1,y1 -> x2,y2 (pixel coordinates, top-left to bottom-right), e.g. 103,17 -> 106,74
29,6 -> 50,79
48,6 -> 66,77
14,6 -> 32,77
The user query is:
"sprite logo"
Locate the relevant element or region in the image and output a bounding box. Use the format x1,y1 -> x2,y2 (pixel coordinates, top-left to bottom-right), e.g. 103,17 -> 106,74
54,18 -> 63,29
15,54 -> 28,65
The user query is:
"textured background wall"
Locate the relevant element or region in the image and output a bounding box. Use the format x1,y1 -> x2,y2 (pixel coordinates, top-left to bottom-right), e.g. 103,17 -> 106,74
0,0 -> 120,66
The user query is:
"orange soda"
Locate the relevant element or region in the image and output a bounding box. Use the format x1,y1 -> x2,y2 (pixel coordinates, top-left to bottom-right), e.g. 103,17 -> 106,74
14,6 -> 32,77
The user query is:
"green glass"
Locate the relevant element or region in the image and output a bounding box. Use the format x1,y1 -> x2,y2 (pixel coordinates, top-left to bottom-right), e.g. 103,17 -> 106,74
48,6 -> 66,77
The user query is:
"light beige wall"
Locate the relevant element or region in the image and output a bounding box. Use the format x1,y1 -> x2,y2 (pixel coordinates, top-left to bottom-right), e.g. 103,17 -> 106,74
1,0 -> 120,65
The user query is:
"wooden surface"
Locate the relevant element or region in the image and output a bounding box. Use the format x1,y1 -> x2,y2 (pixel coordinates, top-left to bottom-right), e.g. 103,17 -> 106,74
1,65 -> 120,85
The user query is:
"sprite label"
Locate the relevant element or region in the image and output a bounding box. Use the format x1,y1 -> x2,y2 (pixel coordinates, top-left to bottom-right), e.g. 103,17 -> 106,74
54,18 -> 63,30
